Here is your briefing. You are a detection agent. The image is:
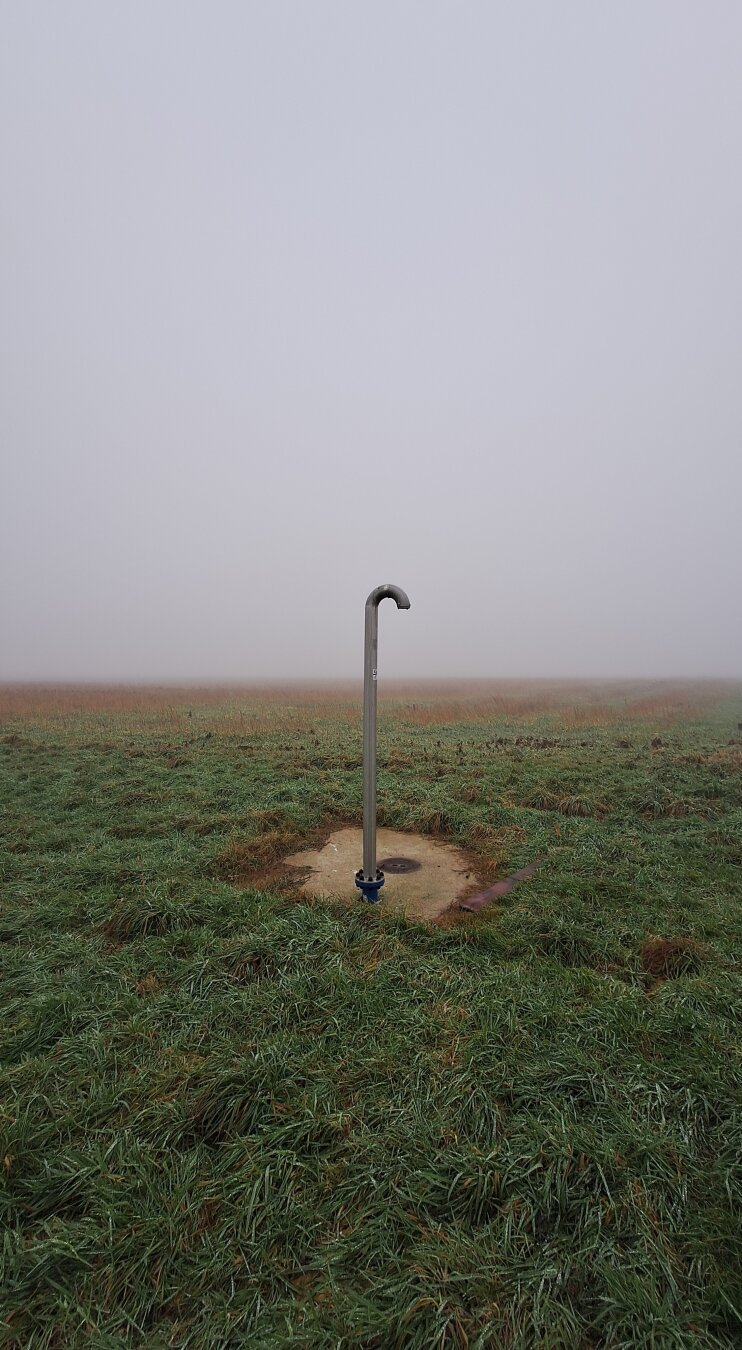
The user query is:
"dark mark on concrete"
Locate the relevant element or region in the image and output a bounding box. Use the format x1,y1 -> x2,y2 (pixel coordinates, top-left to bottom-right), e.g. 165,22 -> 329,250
377,856 -> 422,874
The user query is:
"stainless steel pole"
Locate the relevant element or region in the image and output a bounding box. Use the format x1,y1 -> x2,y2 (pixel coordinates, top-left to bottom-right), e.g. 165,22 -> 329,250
355,584 -> 410,902
362,596 -> 379,882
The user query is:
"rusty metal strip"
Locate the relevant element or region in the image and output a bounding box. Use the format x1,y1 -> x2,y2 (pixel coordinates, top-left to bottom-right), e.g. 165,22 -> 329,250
459,858 -> 542,912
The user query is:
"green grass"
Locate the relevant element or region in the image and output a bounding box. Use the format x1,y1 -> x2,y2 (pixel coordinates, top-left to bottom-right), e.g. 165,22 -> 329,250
1,682 -> 741,1346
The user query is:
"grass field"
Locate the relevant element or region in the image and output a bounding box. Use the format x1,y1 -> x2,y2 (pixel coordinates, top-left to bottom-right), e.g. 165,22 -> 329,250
1,680 -> 741,1347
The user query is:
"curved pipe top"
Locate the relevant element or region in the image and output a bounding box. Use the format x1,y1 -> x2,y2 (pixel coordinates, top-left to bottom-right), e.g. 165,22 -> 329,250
365,583 -> 411,611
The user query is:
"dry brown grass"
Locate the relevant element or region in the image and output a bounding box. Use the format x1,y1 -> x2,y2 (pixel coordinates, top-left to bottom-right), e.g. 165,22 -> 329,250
0,682 -> 356,719
640,936 -> 707,979
215,827 -> 303,884
0,678 -> 732,735
705,744 -> 742,773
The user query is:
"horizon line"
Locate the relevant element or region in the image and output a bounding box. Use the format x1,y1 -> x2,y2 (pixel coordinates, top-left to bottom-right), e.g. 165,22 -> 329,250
1,674 -> 740,688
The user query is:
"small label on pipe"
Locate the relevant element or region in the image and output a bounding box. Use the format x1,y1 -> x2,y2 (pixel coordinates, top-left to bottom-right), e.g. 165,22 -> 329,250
372,669 -> 377,680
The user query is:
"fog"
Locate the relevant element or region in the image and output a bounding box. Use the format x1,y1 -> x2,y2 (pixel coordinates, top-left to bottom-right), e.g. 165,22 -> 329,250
2,2 -> 741,682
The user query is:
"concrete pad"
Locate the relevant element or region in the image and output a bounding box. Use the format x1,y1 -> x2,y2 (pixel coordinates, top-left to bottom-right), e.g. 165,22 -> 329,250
284,827 -> 479,921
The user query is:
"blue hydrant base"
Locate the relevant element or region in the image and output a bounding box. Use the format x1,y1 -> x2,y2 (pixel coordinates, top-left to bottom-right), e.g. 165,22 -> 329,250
354,870 -> 385,903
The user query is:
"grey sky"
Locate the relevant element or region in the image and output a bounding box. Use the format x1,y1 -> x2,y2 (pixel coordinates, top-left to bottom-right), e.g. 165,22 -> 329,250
2,2 -> 741,681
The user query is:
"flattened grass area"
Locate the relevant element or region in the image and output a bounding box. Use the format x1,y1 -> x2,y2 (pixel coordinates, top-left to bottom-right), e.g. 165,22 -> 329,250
1,681 -> 741,1347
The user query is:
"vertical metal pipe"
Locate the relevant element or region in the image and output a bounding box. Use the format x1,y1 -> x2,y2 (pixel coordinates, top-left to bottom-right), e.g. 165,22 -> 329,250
362,599 -> 379,880
355,584 -> 410,901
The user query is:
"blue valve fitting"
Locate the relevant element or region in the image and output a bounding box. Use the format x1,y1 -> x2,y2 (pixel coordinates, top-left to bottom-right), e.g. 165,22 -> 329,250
355,868 -> 385,903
